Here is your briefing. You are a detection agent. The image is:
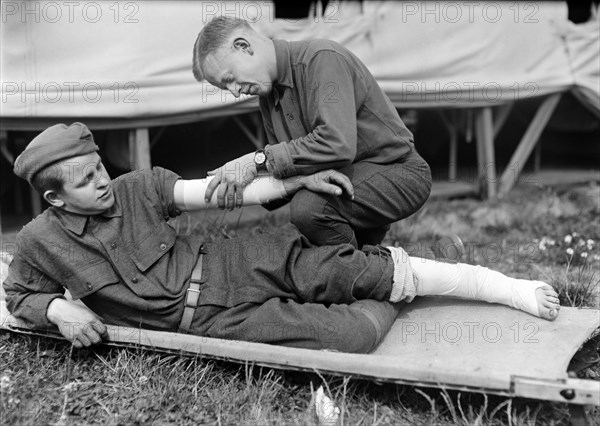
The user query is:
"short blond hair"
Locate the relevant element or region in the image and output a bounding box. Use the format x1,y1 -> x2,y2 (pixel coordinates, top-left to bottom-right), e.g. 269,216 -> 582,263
192,16 -> 251,81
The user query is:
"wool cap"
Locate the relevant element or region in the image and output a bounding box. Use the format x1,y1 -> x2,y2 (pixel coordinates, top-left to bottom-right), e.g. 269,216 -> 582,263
14,122 -> 99,185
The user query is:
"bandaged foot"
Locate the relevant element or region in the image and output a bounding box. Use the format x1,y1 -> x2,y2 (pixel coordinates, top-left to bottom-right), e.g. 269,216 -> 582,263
386,247 -> 560,320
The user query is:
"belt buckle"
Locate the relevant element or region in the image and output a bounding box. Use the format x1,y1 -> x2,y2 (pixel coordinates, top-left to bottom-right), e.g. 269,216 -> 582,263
185,287 -> 201,308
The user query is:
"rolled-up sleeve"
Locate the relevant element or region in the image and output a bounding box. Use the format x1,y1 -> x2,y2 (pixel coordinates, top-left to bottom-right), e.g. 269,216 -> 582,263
267,51 -> 365,178
4,241 -> 65,329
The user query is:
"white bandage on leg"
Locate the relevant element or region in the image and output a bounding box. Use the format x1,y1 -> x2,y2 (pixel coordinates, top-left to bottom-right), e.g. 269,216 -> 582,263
408,256 -> 545,317
386,247 -> 417,303
181,176 -> 287,210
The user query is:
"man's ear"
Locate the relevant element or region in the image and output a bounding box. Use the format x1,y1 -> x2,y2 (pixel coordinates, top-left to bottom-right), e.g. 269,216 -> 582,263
43,190 -> 65,208
233,37 -> 254,55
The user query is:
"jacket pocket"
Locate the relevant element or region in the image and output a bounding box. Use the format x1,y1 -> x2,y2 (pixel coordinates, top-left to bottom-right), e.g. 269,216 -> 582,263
131,224 -> 176,272
66,261 -> 120,300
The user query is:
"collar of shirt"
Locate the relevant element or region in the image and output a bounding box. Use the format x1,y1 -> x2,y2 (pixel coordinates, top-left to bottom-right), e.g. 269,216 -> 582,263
272,39 -> 294,107
56,196 -> 123,235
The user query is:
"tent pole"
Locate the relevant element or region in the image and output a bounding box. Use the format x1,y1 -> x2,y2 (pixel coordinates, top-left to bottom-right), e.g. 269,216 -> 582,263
437,110 -> 458,181
128,128 -> 151,170
475,107 -> 497,199
493,103 -> 514,138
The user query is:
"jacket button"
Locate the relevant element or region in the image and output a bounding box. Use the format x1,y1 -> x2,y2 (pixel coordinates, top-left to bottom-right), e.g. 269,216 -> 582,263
87,283 -> 93,290
131,277 -> 139,284
159,243 -> 167,250
110,242 -> 117,249
287,113 -> 294,120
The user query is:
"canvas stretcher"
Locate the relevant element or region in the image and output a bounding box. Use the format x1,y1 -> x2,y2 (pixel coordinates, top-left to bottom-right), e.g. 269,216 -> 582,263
1,297 -> 598,406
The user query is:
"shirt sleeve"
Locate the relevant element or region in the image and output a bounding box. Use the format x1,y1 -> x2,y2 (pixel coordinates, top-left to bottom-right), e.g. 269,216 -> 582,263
150,167 -> 182,220
3,239 -> 65,329
267,50 -> 367,178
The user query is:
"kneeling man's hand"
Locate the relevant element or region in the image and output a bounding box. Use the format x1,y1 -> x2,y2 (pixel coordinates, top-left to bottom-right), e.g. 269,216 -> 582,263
47,298 -> 108,348
205,153 -> 258,210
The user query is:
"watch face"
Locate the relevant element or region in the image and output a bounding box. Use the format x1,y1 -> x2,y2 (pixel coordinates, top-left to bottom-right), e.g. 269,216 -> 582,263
255,152 -> 266,164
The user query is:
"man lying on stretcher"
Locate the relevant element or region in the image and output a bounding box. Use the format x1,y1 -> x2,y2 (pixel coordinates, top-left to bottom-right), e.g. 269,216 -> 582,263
4,123 -> 560,353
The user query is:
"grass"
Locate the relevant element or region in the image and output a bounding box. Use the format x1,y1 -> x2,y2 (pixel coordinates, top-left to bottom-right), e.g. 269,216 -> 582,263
1,181 -> 599,425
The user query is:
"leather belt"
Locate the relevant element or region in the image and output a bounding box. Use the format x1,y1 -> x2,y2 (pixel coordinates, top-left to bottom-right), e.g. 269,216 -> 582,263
178,252 -> 203,333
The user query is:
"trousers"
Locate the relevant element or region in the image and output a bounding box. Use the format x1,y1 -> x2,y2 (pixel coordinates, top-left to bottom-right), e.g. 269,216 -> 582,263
289,149 -> 431,248
189,225 -> 401,353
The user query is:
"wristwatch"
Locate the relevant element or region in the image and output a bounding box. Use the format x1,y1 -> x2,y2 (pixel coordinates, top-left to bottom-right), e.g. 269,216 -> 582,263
254,149 -> 268,172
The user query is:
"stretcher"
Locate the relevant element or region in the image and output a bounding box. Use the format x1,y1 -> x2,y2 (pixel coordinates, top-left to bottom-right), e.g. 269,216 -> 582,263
1,295 -> 598,407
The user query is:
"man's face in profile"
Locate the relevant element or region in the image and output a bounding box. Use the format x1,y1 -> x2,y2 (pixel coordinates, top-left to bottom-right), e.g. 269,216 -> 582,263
202,40 -> 273,98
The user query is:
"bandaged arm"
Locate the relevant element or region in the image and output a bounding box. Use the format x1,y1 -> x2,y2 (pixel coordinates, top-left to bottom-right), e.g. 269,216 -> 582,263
175,175 -> 286,210
174,171 -> 353,211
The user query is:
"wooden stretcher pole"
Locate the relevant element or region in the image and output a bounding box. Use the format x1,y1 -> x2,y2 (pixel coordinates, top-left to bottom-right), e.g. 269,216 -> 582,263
513,376 -> 600,406
498,93 -> 561,197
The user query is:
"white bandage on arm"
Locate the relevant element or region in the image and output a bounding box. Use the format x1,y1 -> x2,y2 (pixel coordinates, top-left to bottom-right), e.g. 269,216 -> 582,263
180,175 -> 288,210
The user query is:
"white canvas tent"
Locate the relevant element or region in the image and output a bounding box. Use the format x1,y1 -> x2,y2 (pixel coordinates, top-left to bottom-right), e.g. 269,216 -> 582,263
2,1 -> 598,121
1,1 -> 599,197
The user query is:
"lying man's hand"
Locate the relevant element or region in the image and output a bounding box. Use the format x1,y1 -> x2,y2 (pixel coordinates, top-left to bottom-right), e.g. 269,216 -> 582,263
300,170 -> 354,199
46,298 -> 107,348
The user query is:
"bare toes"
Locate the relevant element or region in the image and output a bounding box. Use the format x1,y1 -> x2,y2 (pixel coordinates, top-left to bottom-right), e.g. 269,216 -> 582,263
542,299 -> 555,309
542,306 -> 559,320
535,287 -> 560,321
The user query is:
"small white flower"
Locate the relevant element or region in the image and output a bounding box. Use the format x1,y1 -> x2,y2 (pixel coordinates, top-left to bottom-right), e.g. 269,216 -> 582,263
138,376 -> 148,384
63,381 -> 79,392
538,237 -> 555,250
0,375 -> 12,392
572,232 -> 579,237
581,252 -> 588,259
593,254 -> 600,261
566,248 -> 574,256
586,239 -> 594,250
564,235 -> 573,244
577,239 -> 586,247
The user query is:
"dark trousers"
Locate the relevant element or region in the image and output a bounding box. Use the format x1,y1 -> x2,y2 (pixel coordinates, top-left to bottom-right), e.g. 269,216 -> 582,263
290,150 -> 431,248
190,225 -> 400,353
